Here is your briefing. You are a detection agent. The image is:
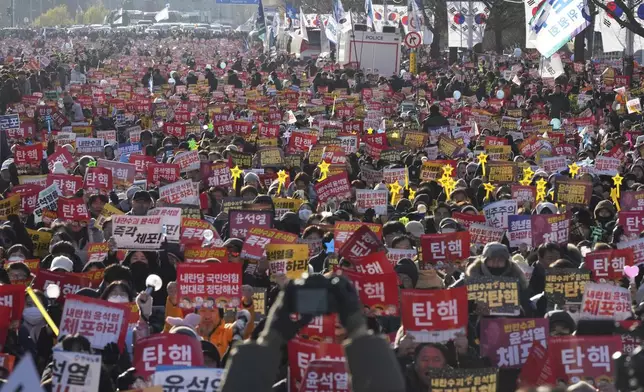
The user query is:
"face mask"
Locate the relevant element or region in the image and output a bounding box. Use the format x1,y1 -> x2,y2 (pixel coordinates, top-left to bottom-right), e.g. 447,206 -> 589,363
487,266 -> 507,276
8,255 -> 24,262
23,307 -> 43,324
108,295 -> 129,304
299,209 -> 312,221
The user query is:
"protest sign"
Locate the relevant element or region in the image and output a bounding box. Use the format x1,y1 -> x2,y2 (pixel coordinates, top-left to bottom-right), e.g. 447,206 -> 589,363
152,366 -> 225,392
59,294 -> 128,350
517,341 -> 555,388
580,282 -> 632,321
159,179 -> 199,205
51,351 -> 101,392
299,315 -> 337,343
355,189 -> 388,215
507,215 -> 532,248
129,154 -> 156,180
0,195 -> 20,219
617,237 -> 644,265
618,211 -> 644,241
333,222 -> 382,251
299,360 -> 350,392
27,228 -> 51,258
273,198 -> 304,219
419,160 -> 458,181
338,225 -> 384,261
47,148 -> 74,173
94,203 -> 124,230
201,161 -> 232,188
548,335 -> 622,385
14,144 -> 43,174
342,270 -> 399,316
287,337 -> 345,392
57,197 -> 90,222
553,179 -> 592,206
241,227 -> 299,260
97,159 -> 136,190
183,245 -> 228,263
176,263 -> 242,309
584,248 -> 634,283
487,161 -> 517,183
531,213 -> 571,246
147,207 -> 182,243
32,270 -> 93,302
544,268 -> 591,309
466,276 -> 520,316
75,137 -> 104,157
483,200 -> 517,229
594,156 -> 621,176
314,173 -> 352,204
348,251 -> 395,275
541,156 -> 567,174
86,243 -> 109,264
173,150 -> 200,173
112,215 -> 164,250
0,353 -> 15,373
419,232 -> 470,265
385,248 -> 418,265
180,218 -> 219,245
479,318 -> 549,368
9,184 -> 40,215
426,368 -> 498,392
468,223 -> 505,245
621,190 -> 644,211
133,334 -> 204,378
400,287 -> 468,343
33,184 -> 60,223
47,174 -> 83,197
147,163 -> 181,186
228,210 -> 273,239
266,243 -> 309,281
451,212 -> 487,230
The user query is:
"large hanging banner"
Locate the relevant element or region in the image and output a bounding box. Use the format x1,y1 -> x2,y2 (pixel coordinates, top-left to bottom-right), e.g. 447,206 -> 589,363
528,0 -> 590,57
446,1 -> 489,48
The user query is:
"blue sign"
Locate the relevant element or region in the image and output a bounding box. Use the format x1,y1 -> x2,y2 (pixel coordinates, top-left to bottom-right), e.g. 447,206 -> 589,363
215,0 -> 258,4
0,114 -> 20,130
118,142 -> 142,155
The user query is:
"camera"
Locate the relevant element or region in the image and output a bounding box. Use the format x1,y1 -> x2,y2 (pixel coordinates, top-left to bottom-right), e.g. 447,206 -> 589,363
287,273 -> 339,317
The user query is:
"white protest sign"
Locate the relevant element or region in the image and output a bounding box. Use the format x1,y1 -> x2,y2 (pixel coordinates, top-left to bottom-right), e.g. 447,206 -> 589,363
483,199 -> 517,230
580,282 -> 632,321
538,53 -> 564,79
627,98 -> 642,114
594,156 -> 621,176
112,215 -> 164,250
33,183 -> 60,223
148,207 -> 182,243
152,366 -> 225,392
355,189 -> 388,215
173,150 -> 200,173
159,179 -> 199,205
75,137 -> 104,156
52,351 -> 102,392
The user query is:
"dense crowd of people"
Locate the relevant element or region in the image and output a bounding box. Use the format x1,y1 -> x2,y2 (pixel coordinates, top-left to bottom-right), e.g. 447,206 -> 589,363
0,25 -> 641,392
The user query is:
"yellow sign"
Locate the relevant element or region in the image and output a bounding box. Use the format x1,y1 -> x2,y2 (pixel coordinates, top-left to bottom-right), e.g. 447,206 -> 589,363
266,243 -> 309,281
27,228 -> 52,258
410,52 -> 417,75
95,204 -> 124,230
0,195 -> 20,219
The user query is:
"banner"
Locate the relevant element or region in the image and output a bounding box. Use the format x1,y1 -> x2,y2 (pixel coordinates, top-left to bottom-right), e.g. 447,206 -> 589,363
180,218 -> 220,245
419,232 -> 470,265
338,225 -> 383,261
342,270 -> 399,316
548,335 -> 622,385
529,0 -> 590,58
201,162 -> 232,188
112,215 -> 164,250
59,294 -> 128,350
594,156 -> 621,176
584,248 -> 633,283
483,200 -> 517,229
183,245 -> 228,263
451,212 -> 486,230
33,184 -> 60,223
75,137 -> 104,157
176,263 -> 242,309
400,287 -> 468,343
148,207 -> 182,243
147,163 -> 180,186
479,318 -> 548,368
133,334 -> 204,378
173,150 -> 200,173
47,174 -> 83,197
580,282 -> 631,321
507,215 -> 532,248
52,351 -> 101,392
466,276 -> 520,316
152,366 -> 225,392
287,338 -> 345,392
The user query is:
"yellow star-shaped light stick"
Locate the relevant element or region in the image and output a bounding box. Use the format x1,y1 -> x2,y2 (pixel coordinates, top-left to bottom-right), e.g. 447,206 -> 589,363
439,177 -> 457,201
389,181 -> 402,205
277,170 -> 289,194
519,177 -> 532,186
483,183 -> 495,200
610,187 -> 621,211
536,191 -> 546,203
404,166 -> 410,189
399,216 -> 410,225
230,165 -> 243,189
318,160 -> 331,182
408,188 -> 416,200
477,153 -> 488,176
367,128 -> 374,135
442,164 -> 455,178
522,167 -> 535,181
535,178 -> 548,192
568,163 -> 580,179
612,173 -> 624,198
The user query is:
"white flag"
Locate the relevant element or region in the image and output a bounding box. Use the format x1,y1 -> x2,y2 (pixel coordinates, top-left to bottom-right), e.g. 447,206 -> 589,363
155,4 -> 170,22
539,53 -> 564,79
325,16 -> 340,44
528,0 -> 589,57
299,7 -> 308,41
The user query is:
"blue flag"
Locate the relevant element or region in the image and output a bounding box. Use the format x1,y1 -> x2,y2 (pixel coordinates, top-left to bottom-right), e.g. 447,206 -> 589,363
332,0 -> 347,24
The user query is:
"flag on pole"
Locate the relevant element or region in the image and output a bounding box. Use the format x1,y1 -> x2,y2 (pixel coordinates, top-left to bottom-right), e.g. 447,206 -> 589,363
299,7 -> 308,41
333,0 -> 347,24
365,0 -> 375,29
155,4 -> 169,22
256,0 -> 267,40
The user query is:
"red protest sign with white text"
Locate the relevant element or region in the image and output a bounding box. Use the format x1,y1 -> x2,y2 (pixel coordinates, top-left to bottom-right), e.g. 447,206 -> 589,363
47,174 -> 83,197
84,167 -> 113,193
32,270 -> 93,303
228,210 -> 273,240
479,318 -> 549,368
57,197 -> 90,222
548,335 -> 622,385
59,294 -> 128,350
584,248 -> 634,283
287,337 -> 346,392
128,154 -> 156,180
343,270 -> 399,316
419,232 -> 470,265
133,334 -> 204,378
9,184 -> 41,214
180,218 -> 220,245
298,315 -> 337,343
147,163 -> 180,186
338,225 -> 384,261
176,263 -> 242,310
241,227 -> 299,260
0,285 -> 26,322
618,211 -> 644,241
47,148 -> 74,173
333,222 -> 382,251
400,287 -> 468,343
